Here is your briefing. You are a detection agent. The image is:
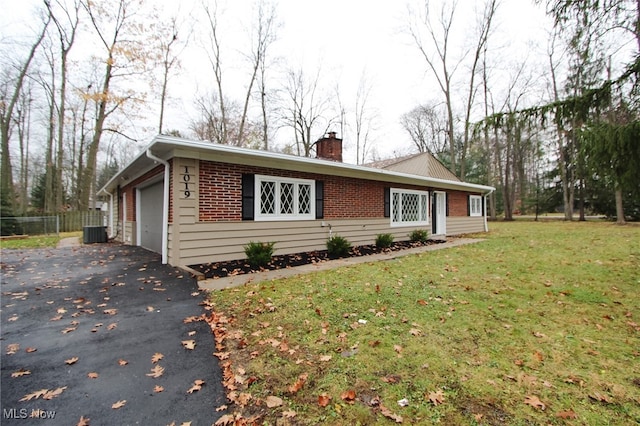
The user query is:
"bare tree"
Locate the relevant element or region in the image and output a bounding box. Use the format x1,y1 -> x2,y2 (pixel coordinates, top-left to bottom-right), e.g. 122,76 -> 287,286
0,9 -> 50,209
156,17 -> 184,134
79,0 -> 150,210
353,71 -> 378,165
407,0 -> 498,179
400,103 -> 447,155
282,66 -> 335,157
202,1 -> 228,144
237,0 -> 278,146
47,0 -> 80,212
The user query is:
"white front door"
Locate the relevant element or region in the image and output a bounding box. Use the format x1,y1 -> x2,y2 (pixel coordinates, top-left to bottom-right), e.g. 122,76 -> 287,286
432,191 -> 446,236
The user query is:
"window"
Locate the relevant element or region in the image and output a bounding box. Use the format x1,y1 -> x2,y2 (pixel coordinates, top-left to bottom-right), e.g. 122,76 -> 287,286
255,175 -> 315,220
390,189 -> 429,226
469,195 -> 482,216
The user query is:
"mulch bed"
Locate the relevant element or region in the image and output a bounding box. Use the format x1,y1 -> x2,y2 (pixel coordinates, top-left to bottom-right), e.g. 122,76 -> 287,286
188,239 -> 447,279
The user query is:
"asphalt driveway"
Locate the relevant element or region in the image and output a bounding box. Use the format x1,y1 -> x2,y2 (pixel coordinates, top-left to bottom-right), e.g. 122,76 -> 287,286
1,243 -> 226,425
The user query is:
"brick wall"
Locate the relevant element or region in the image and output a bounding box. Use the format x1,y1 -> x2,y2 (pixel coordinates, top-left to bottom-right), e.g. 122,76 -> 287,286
197,159 -> 478,222
448,191 -> 469,217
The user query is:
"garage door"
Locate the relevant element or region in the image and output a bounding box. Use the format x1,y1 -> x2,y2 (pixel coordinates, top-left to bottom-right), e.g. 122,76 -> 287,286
138,180 -> 164,253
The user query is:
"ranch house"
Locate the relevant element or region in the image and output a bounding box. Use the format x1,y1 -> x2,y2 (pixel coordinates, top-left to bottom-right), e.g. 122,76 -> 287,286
98,133 -> 495,268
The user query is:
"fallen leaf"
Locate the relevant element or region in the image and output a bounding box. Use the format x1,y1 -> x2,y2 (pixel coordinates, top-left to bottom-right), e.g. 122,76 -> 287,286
428,389 -> 445,405
188,330 -> 196,336
182,340 -> 196,350
589,391 -> 611,403
319,355 -> 332,362
87,372 -> 99,379
341,389 -> 356,404
394,344 -> 403,354
556,410 -> 578,419
266,395 -> 283,408
146,364 -> 165,378
187,379 -> 205,393
317,393 -> 331,407
66,356 -> 79,365
107,323 -> 117,330
77,415 -> 90,426
20,389 -> 50,402
57,307 -> 67,314
146,306 -> 154,312
62,327 -> 76,334
151,353 -> 164,363
379,404 -> 403,423
282,410 -> 297,418
154,385 -> 164,393
6,343 -> 20,355
103,308 -> 117,315
11,369 -> 31,378
112,400 -> 126,409
118,359 -> 128,366
288,373 -> 308,394
8,315 -> 18,321
43,387 -> 67,400
524,395 -> 546,410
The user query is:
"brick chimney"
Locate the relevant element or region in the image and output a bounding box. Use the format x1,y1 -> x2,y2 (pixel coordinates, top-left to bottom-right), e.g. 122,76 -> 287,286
316,132 -> 343,162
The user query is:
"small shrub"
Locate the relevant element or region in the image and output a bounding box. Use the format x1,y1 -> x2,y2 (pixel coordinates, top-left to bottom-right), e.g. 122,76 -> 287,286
244,241 -> 276,268
326,234 -> 351,258
375,233 -> 394,248
409,229 -> 429,243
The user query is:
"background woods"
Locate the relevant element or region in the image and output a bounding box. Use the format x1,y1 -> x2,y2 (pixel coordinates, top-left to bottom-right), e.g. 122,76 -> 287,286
1,0 -> 638,232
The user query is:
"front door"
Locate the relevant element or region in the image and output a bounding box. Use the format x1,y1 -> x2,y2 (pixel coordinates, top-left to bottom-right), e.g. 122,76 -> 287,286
432,192 -> 446,236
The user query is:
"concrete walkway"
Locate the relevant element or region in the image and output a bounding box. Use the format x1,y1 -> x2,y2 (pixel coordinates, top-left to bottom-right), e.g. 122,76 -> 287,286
197,237 -> 484,291
56,236 -> 81,248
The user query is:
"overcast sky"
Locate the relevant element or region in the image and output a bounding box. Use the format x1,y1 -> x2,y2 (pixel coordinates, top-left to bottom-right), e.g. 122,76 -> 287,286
3,0 -> 552,163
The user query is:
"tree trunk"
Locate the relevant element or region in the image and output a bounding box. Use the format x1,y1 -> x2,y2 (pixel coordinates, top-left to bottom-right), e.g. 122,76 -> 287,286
615,185 -> 626,224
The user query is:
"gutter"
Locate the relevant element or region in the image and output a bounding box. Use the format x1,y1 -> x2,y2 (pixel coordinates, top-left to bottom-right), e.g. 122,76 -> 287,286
145,149 -> 170,264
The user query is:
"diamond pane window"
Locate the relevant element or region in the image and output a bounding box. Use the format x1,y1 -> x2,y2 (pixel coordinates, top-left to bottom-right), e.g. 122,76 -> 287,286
260,181 -> 276,214
392,192 -> 400,222
391,189 -> 429,226
255,175 -> 315,221
298,184 -> 311,214
280,182 -> 294,214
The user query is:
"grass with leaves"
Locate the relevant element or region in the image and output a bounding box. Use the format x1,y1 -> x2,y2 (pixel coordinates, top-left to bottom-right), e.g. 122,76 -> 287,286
209,221 -> 639,425
0,232 -> 81,249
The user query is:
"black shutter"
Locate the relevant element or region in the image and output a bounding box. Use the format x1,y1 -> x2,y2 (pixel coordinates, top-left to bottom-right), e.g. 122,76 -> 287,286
384,187 -> 391,218
467,195 -> 471,216
241,174 -> 255,220
481,195 -> 485,215
315,180 -> 324,219
446,193 -> 449,216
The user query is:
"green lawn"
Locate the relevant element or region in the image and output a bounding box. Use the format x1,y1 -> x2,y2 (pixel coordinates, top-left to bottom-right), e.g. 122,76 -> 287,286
207,221 -> 639,425
0,232 -> 81,249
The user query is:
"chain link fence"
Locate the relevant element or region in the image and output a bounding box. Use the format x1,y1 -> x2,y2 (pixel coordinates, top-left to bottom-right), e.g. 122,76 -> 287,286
1,212 -> 107,236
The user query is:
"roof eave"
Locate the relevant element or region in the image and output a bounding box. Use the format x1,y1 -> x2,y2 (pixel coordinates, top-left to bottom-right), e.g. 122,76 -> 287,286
99,135 -> 496,195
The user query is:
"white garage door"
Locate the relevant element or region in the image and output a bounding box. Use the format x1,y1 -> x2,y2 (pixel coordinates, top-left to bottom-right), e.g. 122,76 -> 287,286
138,180 -> 164,253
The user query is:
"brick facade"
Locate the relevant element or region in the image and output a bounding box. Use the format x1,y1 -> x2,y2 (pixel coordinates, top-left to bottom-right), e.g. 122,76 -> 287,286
447,191 -> 469,217
197,159 -> 473,222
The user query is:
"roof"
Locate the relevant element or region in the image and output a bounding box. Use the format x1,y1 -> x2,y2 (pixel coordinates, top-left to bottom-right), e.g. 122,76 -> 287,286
366,152 -> 461,182
99,135 -> 494,195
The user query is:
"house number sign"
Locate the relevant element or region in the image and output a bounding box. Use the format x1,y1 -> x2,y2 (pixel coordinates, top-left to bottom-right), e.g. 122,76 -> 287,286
181,166 -> 194,198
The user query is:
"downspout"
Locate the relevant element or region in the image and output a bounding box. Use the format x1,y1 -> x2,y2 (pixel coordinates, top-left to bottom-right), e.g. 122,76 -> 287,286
98,188 -> 118,240
107,190 -> 116,239
484,189 -> 495,232
146,149 -> 170,264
